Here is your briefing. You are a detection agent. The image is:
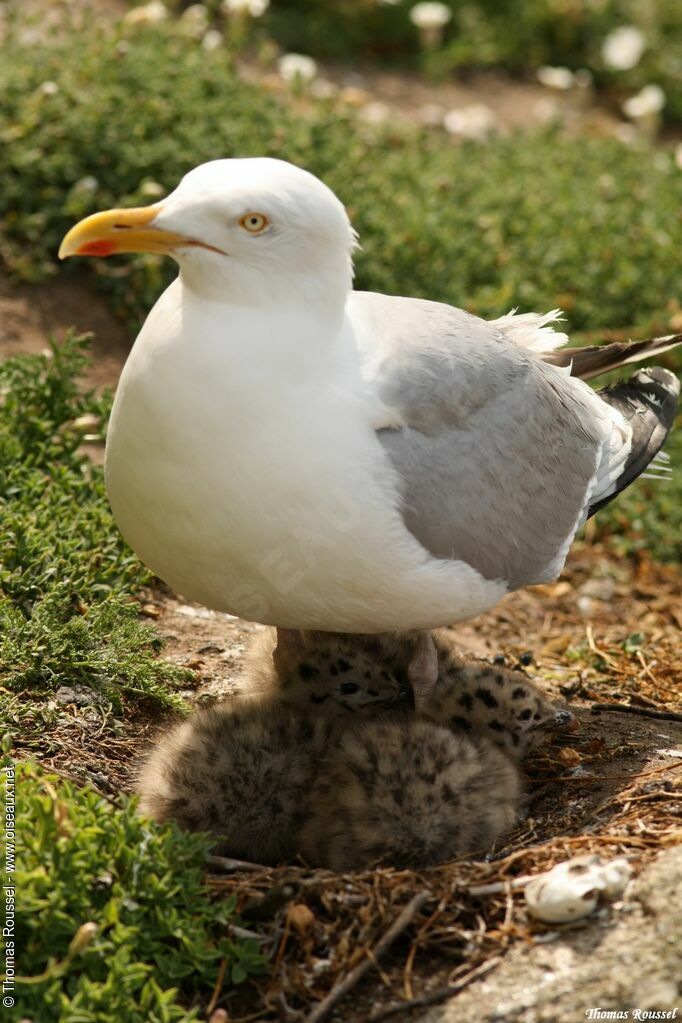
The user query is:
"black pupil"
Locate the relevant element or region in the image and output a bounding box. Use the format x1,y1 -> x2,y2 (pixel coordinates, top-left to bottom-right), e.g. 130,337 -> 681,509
339,682 -> 360,695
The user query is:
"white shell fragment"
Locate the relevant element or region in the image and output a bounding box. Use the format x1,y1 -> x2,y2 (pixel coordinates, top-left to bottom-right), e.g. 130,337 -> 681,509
525,855 -> 633,923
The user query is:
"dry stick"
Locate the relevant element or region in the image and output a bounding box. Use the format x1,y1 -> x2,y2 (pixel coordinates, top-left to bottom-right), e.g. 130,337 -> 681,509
365,957 -> 502,1022
303,891 -> 431,1023
206,957 -> 227,1017
590,702 -> 682,723
205,853 -> 271,873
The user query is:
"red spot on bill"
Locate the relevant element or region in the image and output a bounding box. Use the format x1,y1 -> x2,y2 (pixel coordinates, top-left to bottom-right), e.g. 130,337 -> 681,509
79,240 -> 116,256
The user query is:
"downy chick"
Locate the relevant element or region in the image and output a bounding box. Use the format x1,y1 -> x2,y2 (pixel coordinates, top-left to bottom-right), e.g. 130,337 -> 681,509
298,632 -> 574,870
244,627 -> 573,757
300,717 -> 520,870
137,701 -> 335,864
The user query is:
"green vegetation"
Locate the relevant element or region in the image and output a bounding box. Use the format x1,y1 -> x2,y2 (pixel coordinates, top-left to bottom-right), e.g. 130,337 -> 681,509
263,0 -> 682,122
0,334 -> 189,709
0,26 -> 680,337
5,759 -> 264,1022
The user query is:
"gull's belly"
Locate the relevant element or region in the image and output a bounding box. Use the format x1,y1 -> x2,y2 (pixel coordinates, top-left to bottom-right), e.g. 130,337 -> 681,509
106,394 -> 386,626
106,384 -> 505,632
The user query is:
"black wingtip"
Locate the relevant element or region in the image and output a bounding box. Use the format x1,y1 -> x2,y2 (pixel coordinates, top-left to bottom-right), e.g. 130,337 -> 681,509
588,366 -> 680,517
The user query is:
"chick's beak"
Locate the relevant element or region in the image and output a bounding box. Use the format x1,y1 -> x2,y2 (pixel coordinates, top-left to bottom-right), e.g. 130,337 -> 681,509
58,205 -> 190,259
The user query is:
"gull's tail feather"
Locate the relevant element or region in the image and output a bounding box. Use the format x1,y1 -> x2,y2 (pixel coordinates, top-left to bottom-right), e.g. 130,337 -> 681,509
588,367 -> 680,517
544,332 -> 682,380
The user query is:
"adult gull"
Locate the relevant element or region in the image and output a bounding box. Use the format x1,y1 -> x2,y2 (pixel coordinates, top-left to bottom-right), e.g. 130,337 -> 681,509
59,158 -> 681,635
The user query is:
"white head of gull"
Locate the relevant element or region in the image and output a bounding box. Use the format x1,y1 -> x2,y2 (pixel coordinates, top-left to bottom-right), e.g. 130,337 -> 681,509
59,157 -> 680,635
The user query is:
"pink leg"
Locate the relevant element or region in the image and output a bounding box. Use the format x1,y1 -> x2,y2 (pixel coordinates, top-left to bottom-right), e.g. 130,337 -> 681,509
408,631 -> 439,712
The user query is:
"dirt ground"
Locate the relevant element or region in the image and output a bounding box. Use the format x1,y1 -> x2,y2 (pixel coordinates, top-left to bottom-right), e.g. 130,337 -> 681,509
4,265 -> 681,1021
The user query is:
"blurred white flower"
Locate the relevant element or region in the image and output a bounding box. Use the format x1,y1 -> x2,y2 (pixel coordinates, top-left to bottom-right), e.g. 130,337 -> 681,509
537,66 -> 575,91
538,66 -> 593,111
74,176 -> 99,192
601,26 -> 646,70
622,84 -> 665,140
623,83 -> 665,117
410,2 -> 451,50
221,0 -> 269,14
410,1 -> 451,28
675,143 -> 682,170
140,180 -> 166,198
181,4 -> 209,33
443,103 -> 496,140
37,81 -> 60,96
123,1 -> 168,26
202,29 -> 223,50
278,53 -> 317,84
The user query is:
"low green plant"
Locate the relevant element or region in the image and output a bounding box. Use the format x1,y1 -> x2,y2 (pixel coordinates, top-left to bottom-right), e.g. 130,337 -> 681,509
5,759 -> 264,1022
0,334 -> 188,707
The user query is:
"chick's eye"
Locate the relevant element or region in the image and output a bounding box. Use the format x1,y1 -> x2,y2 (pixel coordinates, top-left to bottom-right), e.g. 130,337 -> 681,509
339,681 -> 360,695
239,212 -> 269,234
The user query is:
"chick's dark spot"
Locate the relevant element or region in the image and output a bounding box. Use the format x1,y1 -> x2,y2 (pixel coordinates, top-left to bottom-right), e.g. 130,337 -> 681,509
450,715 -> 471,731
475,687 -> 499,708
298,662 -> 319,682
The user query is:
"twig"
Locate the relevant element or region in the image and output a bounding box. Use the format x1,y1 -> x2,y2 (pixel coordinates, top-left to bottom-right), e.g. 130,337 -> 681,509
303,891 -> 431,1023
464,875 -> 533,897
585,624 -> 619,668
365,957 -> 502,1022
206,957 -> 227,1017
205,853 -> 271,872
590,702 -> 682,723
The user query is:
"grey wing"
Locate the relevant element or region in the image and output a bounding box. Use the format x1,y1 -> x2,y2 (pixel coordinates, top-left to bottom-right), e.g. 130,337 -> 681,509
350,292 -> 617,589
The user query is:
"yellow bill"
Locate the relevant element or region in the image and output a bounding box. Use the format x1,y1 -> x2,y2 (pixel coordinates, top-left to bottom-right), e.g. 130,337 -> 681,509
58,205 -> 189,259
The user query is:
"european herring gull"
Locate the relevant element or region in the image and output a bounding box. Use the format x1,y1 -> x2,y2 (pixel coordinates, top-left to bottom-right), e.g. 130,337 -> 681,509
59,158 -> 680,633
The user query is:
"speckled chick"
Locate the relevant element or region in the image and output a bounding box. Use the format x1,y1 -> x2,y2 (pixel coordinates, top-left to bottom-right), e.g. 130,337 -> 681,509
242,627 -> 413,716
297,631 -> 574,871
243,628 -> 573,755
421,632 -> 576,760
137,701 -> 335,864
300,716 -> 520,870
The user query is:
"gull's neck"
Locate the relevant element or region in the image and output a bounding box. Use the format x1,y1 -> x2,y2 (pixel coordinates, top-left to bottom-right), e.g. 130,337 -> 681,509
177,254 -> 353,327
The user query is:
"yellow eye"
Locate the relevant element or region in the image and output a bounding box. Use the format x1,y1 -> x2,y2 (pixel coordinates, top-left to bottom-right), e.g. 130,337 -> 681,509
238,211 -> 269,234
